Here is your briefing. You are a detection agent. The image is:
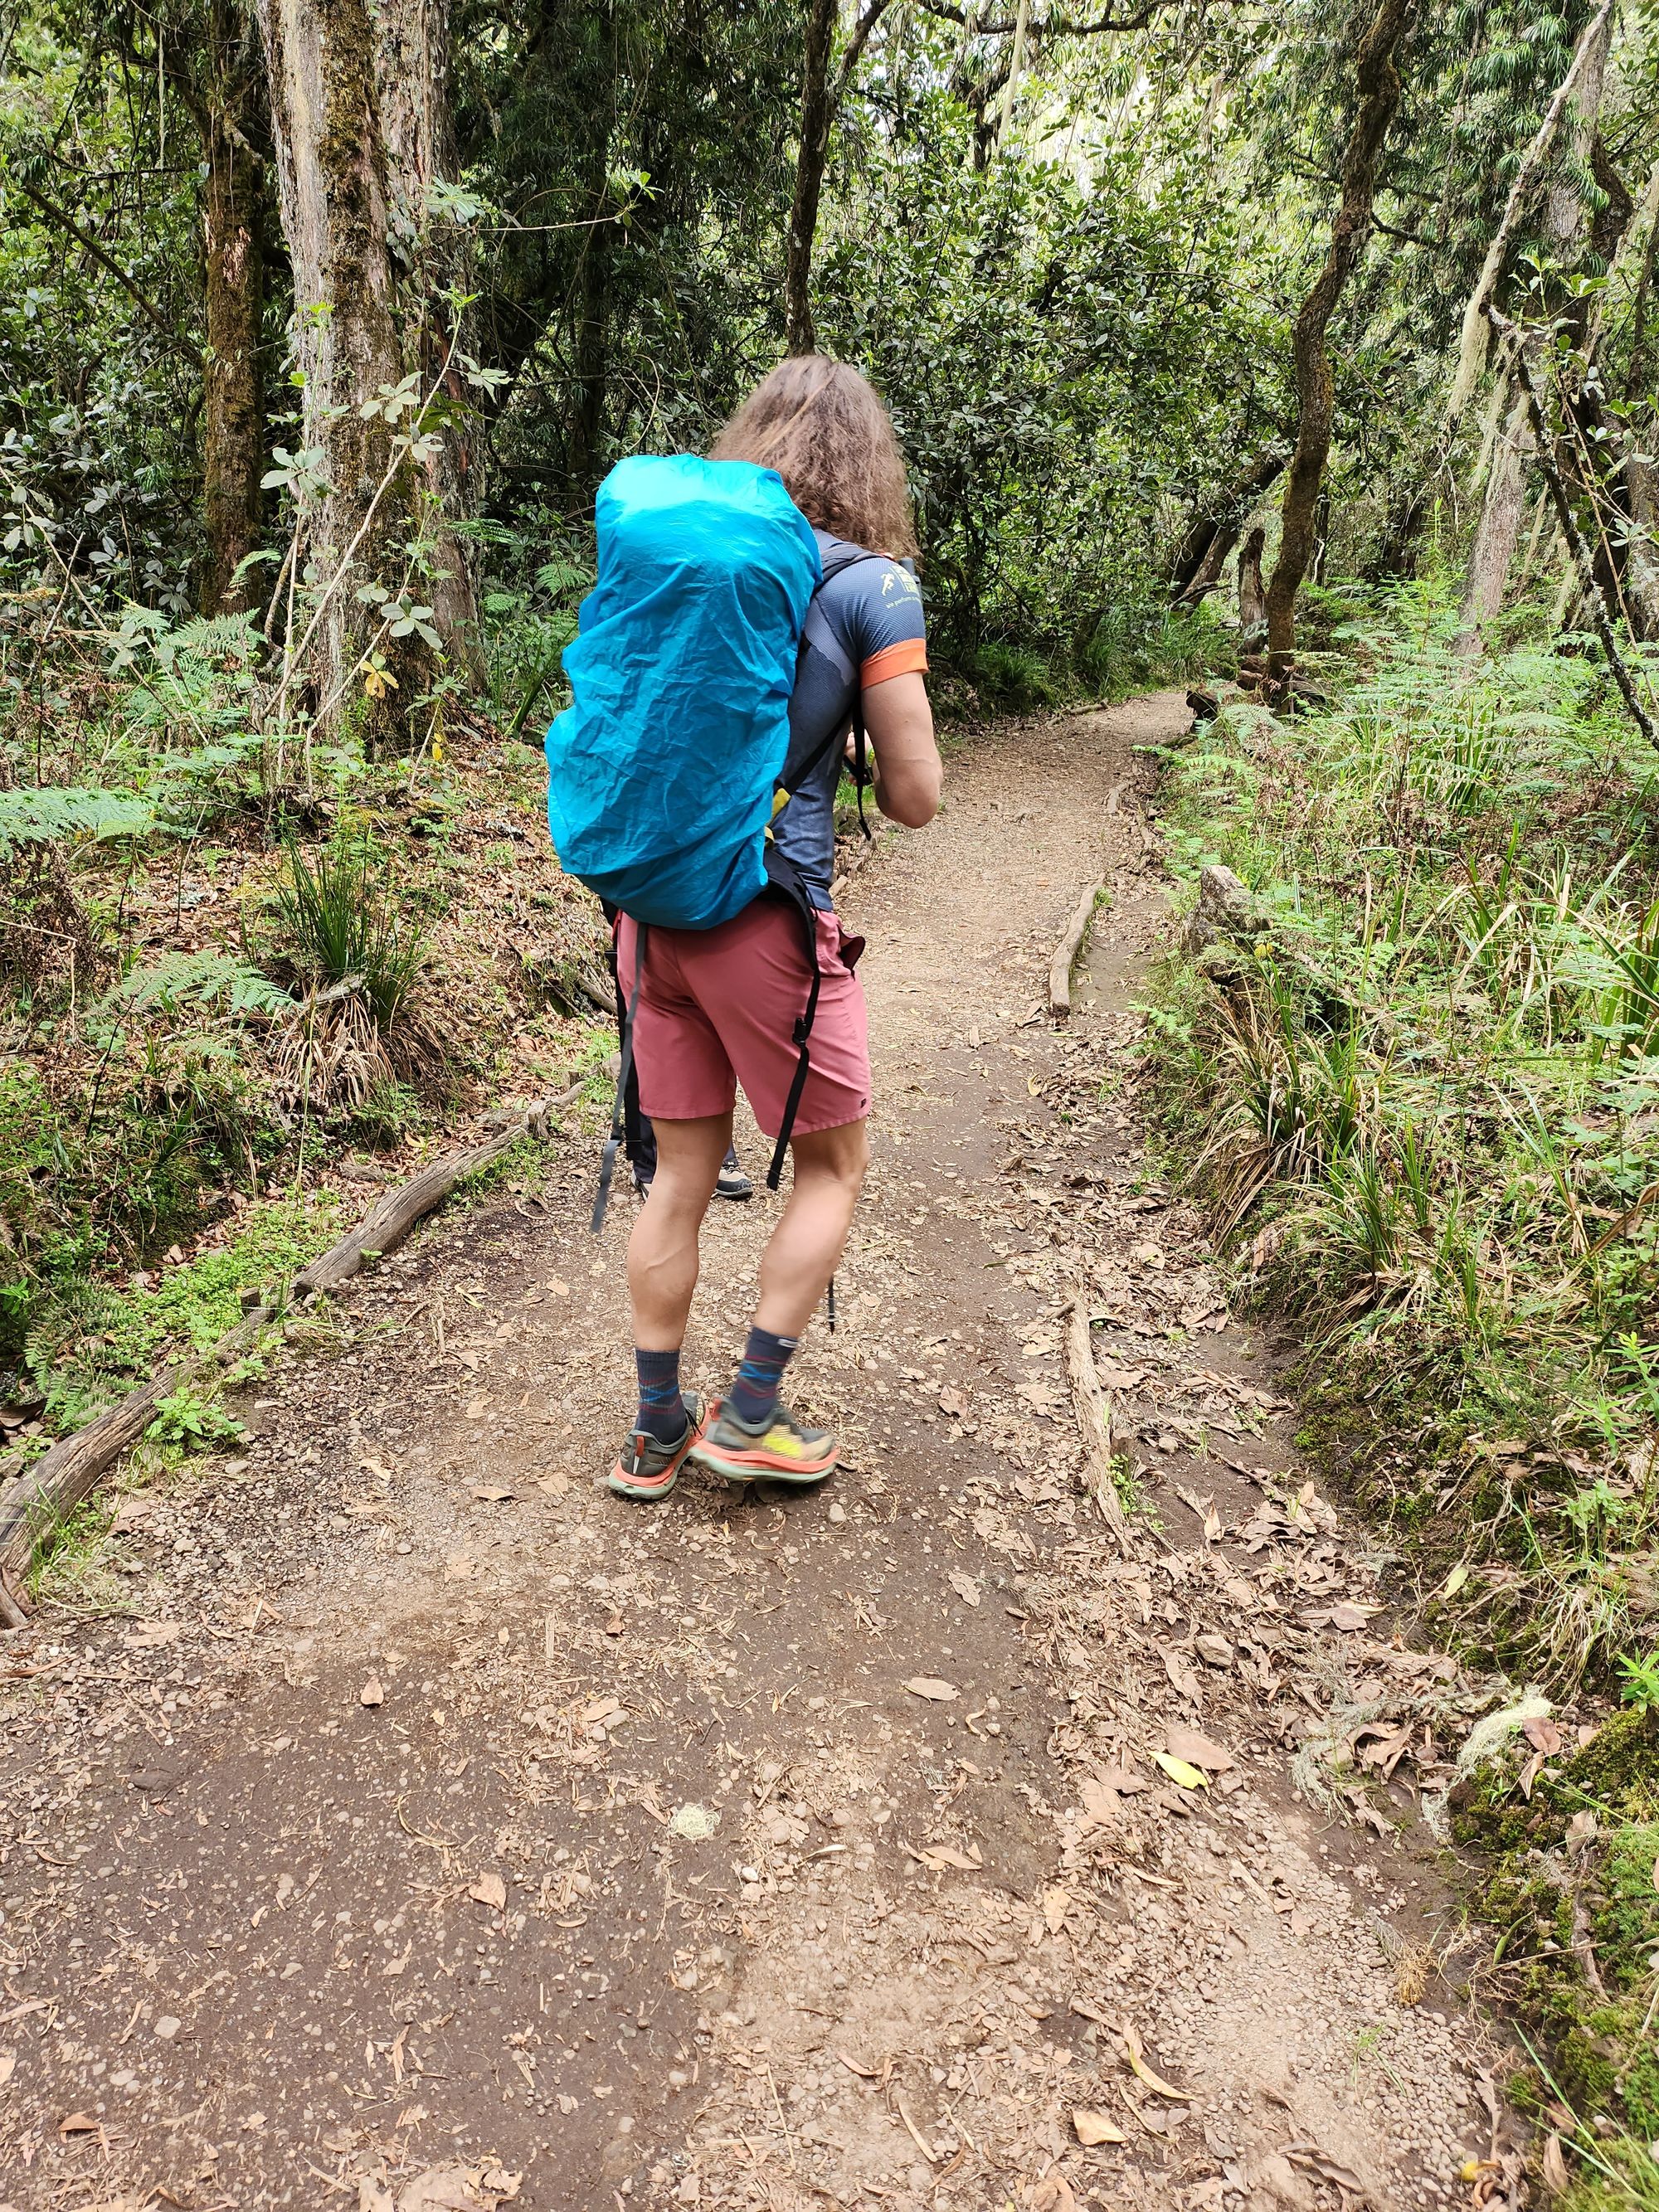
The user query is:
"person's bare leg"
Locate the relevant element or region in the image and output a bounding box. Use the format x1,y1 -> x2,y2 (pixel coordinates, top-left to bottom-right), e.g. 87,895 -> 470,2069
754,1120 -> 870,1338
627,1112 -> 731,1349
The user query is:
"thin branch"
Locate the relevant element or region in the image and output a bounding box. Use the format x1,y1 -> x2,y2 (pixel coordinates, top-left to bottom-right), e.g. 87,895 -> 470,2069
13,175 -> 203,372
831,0 -> 904,110
915,0 -> 1169,28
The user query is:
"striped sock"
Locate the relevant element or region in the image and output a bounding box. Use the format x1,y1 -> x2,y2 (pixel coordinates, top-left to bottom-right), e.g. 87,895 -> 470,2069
727,1325 -> 798,1428
634,1347 -> 688,1444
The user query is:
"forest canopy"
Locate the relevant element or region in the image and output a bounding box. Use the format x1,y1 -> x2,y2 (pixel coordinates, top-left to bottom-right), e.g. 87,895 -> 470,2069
7,0 -> 1652,719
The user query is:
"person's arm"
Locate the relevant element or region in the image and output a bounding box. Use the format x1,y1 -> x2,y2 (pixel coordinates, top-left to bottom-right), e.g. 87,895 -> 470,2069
863,670 -> 941,828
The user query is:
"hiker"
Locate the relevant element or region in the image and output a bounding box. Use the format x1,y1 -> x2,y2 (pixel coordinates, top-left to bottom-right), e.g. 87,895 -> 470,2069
547,357 -> 941,1500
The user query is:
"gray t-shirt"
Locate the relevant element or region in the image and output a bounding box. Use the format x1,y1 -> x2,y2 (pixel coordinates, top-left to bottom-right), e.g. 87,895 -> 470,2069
771,530 -> 928,909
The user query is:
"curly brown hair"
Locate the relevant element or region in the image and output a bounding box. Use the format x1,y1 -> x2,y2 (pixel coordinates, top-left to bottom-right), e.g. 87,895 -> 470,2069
711,356 -> 919,562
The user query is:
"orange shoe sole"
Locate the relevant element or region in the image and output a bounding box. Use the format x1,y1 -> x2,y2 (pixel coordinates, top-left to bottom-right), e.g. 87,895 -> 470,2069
609,1398 -> 706,1501
690,1404 -> 838,1486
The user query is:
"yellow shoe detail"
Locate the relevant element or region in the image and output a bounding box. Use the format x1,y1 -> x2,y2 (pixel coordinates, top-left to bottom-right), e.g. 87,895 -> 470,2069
764,1426 -> 807,1458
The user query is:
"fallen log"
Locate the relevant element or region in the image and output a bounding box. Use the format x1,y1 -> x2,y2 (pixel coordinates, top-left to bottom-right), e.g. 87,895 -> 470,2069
1066,1296 -> 1132,1556
0,1077 -> 584,1604
1048,880 -> 1106,1018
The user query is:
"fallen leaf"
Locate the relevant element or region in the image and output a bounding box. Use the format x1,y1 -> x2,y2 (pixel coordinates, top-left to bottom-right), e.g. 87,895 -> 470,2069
471,1485 -> 516,1504
1541,2133 -> 1570,2198
469,1871 -> 508,1912
947,1569 -> 981,1607
1164,1727 -> 1236,1773
544,1277 -> 570,1297
908,1841 -> 982,1871
1442,1563 -> 1470,1600
904,1675 -> 959,1702
124,1620 -> 183,1650
360,1676 -> 385,1709
1073,2108 -> 1129,2146
1079,1778 -> 1120,1826
1152,1751 -> 1207,1791
1522,1715 -> 1563,1755
398,2168 -> 513,2212
1121,2023 -> 1188,2101
1328,1601 -> 1370,1631
361,2180 -> 397,2212
1042,1886 -> 1070,1934
60,2111 -> 100,2137
581,1696 -> 623,1725
837,2051 -> 878,2079
1096,1761 -> 1148,1794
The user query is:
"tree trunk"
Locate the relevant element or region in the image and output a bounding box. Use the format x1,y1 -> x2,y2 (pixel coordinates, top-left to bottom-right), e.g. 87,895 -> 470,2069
199,0 -> 267,617
1168,440 -> 1289,600
1177,521 -> 1241,605
1458,387 -> 1532,644
786,0 -> 838,356
256,0 -> 479,743
1238,526 -> 1266,633
1455,7 -> 1613,649
1263,0 -> 1413,682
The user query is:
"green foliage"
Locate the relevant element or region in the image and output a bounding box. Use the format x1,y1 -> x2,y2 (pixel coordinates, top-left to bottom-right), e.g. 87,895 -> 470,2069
145,1382 -> 245,1452
94,948 -> 295,1025
1151,583 -> 1659,1694
0,785 -> 154,856
269,839 -> 427,1029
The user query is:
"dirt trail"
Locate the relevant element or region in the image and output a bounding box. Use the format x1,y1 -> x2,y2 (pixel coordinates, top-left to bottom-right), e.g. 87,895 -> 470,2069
2,699 -> 1520,2212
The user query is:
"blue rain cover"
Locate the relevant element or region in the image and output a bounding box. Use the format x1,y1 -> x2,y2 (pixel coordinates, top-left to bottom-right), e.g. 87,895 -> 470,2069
545,455 -> 821,930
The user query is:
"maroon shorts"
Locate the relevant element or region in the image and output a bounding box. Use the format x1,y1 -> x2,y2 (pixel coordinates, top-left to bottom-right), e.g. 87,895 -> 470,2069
615,897 -> 870,1138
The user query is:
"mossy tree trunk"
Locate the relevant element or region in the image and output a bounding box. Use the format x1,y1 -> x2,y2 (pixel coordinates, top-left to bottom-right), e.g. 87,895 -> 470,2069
1263,0 -> 1413,683
1457,7 -> 1613,649
198,0 -> 268,617
256,0 -> 479,746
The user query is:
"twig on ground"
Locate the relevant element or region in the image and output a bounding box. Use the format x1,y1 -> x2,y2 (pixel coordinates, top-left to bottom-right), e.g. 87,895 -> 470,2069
1065,1293 -> 1132,1555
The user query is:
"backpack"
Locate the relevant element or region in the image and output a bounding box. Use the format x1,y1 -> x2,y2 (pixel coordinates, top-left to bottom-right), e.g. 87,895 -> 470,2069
547,455 -> 883,1230
546,454 -> 821,930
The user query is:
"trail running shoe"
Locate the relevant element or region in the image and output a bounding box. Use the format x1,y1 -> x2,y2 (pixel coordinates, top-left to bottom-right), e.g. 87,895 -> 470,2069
715,1154 -> 754,1203
691,1399 -> 838,1487
609,1392 -> 706,1503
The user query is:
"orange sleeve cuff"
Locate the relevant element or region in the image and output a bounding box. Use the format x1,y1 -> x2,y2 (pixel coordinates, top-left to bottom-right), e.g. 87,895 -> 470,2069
860,639 -> 929,687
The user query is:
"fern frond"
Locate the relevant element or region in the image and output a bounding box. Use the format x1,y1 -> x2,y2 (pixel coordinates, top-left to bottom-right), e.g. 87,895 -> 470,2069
0,786 -> 153,855
96,948 -> 295,1020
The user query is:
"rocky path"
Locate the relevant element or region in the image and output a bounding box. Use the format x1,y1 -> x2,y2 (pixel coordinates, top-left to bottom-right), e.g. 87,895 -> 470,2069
0,699 -> 1521,2212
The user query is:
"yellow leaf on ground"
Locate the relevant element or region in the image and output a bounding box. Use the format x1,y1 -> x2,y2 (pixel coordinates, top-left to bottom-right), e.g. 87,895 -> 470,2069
1151,1751 -> 1206,1791
469,1872 -> 507,1912
1121,2022 -> 1189,2101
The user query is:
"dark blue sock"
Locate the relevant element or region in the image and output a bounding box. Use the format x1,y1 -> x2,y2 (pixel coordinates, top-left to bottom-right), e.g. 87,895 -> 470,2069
635,1347 -> 688,1444
727,1325 -> 797,1428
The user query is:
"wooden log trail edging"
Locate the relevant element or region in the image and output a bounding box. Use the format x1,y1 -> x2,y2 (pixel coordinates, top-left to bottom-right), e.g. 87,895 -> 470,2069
1048,879 -> 1107,1018
0,1077 -> 586,1615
